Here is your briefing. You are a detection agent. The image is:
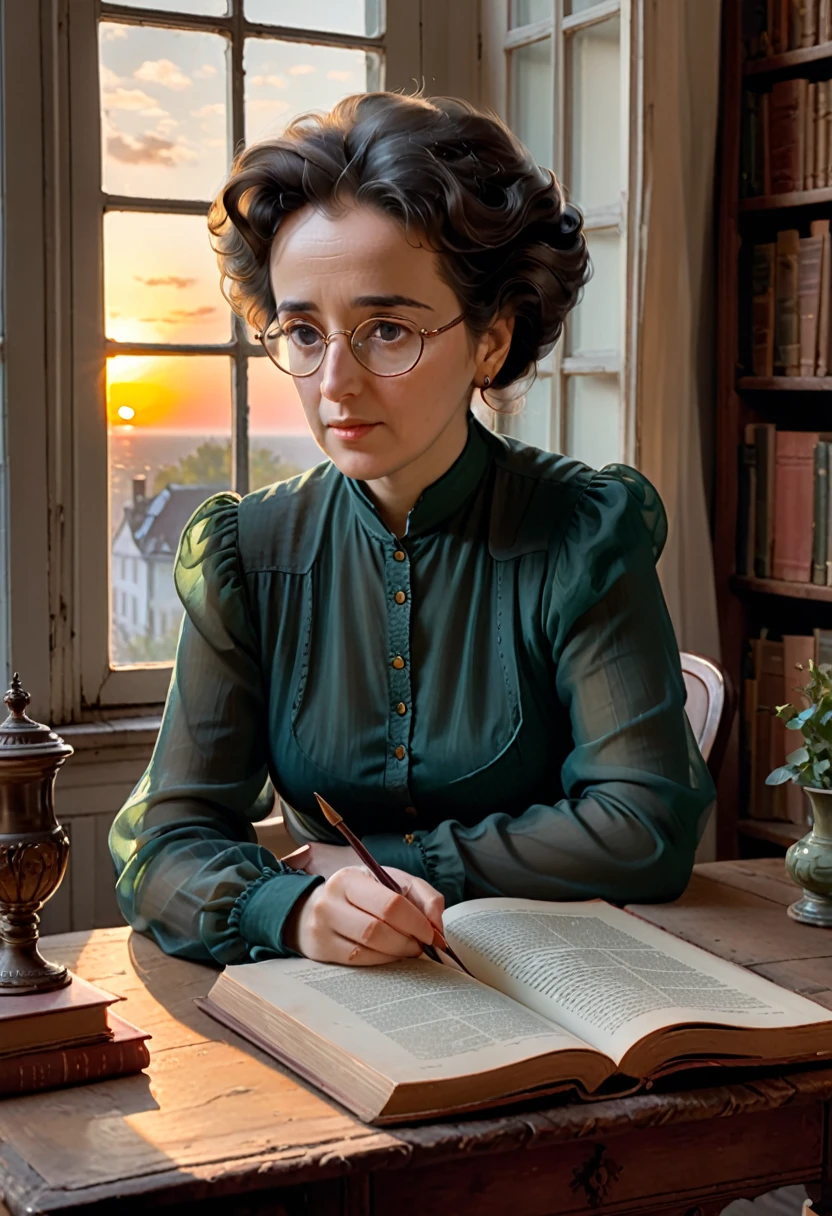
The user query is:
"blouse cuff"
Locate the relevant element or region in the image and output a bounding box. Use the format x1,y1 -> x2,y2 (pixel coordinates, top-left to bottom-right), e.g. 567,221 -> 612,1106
234,867 -> 323,959
362,833 -> 429,882
419,824 -> 467,906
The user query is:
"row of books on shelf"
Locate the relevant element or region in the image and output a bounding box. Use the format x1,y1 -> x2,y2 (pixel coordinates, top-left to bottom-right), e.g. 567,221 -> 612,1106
742,78 -> 832,198
737,426 -> 832,585
751,227 -> 832,376
743,629 -> 832,823
744,0 -> 832,59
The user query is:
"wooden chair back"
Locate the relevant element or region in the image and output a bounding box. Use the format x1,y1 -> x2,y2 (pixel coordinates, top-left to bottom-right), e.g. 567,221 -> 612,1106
680,651 -> 735,781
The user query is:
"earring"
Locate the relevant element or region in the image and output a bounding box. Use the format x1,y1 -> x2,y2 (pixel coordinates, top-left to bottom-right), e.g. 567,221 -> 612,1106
483,375 -> 491,387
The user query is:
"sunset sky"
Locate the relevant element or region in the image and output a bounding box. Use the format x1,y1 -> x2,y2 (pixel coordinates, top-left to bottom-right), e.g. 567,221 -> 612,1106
101,2 -> 376,434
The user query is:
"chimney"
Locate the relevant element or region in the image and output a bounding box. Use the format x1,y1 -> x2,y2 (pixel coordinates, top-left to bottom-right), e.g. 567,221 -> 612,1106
132,475 -> 147,509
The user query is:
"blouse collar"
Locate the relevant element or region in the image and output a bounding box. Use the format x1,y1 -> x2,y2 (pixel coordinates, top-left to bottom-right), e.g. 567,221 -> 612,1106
346,412 -> 493,541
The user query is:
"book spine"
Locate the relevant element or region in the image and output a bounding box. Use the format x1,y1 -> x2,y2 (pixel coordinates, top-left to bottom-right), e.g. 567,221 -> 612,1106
816,627 -> 832,664
773,0 -> 791,51
799,235 -> 823,374
823,0 -> 832,40
737,440 -> 757,575
0,1036 -> 150,1097
770,80 -> 804,193
744,0 -> 769,57
817,83 -> 829,191
790,0 -> 803,46
827,442 -> 832,584
754,424 -> 776,578
803,0 -> 820,43
772,430 -> 819,582
806,82 -> 817,187
812,220 -> 831,373
752,242 -> 777,375
775,229 -> 801,374
742,91 -> 758,198
813,441 -> 831,583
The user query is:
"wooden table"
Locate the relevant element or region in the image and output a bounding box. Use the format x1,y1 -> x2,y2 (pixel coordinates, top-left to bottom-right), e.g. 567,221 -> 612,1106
4,859 -> 832,1216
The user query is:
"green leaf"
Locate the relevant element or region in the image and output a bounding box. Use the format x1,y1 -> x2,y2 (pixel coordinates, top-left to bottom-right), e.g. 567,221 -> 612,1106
776,704 -> 798,723
787,746 -> 811,765
815,759 -> 832,779
786,718 -> 806,730
766,766 -> 796,786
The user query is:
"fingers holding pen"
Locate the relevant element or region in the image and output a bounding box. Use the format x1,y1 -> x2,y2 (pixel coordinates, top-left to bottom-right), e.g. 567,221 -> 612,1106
339,867 -> 437,947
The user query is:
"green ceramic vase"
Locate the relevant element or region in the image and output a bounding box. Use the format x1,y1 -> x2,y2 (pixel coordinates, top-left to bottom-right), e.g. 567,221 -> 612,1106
785,787 -> 832,927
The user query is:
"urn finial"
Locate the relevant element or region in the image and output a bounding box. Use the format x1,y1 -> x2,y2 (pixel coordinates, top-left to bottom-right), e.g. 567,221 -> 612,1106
4,673 -> 31,720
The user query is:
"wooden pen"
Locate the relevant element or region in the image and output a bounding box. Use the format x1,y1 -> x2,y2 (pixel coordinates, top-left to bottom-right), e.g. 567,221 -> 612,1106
313,792 -> 471,974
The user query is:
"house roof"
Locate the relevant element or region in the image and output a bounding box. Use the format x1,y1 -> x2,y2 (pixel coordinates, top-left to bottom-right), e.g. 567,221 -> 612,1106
128,484 -> 221,557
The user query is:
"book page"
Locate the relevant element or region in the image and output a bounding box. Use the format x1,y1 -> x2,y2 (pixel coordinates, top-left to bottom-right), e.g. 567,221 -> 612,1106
219,954 -> 599,1085
443,898 -> 832,1066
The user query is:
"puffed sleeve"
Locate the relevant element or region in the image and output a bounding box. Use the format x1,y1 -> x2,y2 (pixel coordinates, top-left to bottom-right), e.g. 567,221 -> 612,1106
108,493 -> 322,965
365,466 -> 715,906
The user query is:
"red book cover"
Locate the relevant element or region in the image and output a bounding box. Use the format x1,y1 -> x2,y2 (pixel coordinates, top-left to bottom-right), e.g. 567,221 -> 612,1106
0,1012 -> 150,1096
772,431 -> 818,582
770,78 -> 807,193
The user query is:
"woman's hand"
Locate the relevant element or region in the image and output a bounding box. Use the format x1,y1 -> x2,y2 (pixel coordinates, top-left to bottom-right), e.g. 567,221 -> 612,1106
283,865 -> 445,965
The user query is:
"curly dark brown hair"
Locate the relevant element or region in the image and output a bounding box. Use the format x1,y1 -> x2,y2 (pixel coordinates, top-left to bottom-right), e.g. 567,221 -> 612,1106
208,92 -> 590,392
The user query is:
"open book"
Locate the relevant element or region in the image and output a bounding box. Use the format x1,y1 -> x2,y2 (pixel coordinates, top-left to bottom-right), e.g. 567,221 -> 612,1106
197,897 -> 832,1124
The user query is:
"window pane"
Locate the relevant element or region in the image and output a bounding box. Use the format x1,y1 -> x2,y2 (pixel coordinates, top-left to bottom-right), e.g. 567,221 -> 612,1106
105,212 -> 229,345
565,375 -> 620,467
509,38 -> 553,168
111,0 -> 228,14
567,228 -> 620,355
510,0 -> 551,27
108,355 -> 231,666
496,374 -> 552,450
245,0 -> 384,37
568,15 -> 621,208
565,0 -> 611,13
100,22 -> 228,200
245,39 -> 381,144
248,356 -> 324,490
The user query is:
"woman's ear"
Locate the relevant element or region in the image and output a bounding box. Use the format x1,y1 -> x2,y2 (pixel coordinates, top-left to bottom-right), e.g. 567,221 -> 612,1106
476,315 -> 515,385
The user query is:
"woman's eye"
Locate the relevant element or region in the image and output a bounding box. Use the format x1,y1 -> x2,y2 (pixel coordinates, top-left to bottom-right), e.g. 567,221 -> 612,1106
288,324 -> 323,349
370,321 -> 406,343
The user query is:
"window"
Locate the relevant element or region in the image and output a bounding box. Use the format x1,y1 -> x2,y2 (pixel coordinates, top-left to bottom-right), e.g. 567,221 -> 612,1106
480,0 -> 636,468
69,0 -> 394,707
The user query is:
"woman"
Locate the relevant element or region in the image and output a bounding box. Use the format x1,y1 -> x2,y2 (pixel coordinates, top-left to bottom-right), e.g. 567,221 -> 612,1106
109,92 -> 715,970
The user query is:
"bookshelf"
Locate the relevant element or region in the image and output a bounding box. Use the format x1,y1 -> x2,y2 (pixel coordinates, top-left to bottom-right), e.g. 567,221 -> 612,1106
714,0 -> 832,860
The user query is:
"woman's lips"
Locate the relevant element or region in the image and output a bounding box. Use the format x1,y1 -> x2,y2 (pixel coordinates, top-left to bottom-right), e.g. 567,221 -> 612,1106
327,422 -> 379,441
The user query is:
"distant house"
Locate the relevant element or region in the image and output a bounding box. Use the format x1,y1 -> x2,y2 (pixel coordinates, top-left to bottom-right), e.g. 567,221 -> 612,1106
111,477 -> 219,647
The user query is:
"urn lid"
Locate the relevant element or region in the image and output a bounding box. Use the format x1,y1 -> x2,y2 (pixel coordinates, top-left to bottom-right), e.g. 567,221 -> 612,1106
0,674 -> 73,759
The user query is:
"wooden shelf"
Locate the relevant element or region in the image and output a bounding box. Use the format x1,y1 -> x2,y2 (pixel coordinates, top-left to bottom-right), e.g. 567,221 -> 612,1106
738,376 -> 832,391
731,575 -> 832,602
737,819 -> 806,847
740,186 -> 832,211
744,43 -> 832,76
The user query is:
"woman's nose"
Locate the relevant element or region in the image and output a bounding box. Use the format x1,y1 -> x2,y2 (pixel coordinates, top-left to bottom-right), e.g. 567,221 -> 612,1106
319,333 -> 363,401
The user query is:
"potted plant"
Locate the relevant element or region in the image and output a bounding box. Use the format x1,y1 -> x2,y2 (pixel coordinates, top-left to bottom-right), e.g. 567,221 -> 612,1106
766,660 -> 832,927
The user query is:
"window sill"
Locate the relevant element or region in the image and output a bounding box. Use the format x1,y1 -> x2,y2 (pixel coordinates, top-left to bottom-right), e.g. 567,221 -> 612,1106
60,714 -> 162,753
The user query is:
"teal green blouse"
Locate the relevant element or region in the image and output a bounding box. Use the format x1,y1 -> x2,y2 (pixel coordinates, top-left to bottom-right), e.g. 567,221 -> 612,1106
109,413 -> 715,966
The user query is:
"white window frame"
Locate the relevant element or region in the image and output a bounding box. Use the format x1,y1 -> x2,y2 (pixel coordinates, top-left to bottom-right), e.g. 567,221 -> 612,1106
479,0 -> 642,465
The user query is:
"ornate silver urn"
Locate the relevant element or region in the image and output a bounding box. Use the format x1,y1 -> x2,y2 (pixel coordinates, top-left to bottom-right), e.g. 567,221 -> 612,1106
0,674 -> 73,993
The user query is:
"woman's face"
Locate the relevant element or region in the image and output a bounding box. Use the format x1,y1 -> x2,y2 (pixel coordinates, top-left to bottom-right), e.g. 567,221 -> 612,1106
268,203 -> 500,483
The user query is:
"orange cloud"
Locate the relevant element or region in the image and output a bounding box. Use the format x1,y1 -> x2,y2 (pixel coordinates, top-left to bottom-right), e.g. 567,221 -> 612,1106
134,59 -> 192,91
107,130 -> 197,166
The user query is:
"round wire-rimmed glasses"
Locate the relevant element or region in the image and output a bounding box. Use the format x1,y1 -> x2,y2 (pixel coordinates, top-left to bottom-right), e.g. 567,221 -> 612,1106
255,312 -> 467,378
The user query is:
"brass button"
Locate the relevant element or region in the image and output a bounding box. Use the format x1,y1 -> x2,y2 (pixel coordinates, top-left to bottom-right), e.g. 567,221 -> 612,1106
392,655 -> 405,670
394,590 -> 407,604
395,745 -> 406,760
404,805 -> 418,817
404,833 -> 415,844
396,701 -> 407,715
394,550 -> 406,562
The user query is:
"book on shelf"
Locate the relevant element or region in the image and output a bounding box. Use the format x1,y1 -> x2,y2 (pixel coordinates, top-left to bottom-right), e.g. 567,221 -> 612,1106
799,231 -> 823,371
752,242 -> 776,375
771,80 -> 807,194
198,896 -> 832,1125
743,630 -> 831,824
738,429 -> 832,584
743,0 -> 831,56
775,229 -> 801,374
0,1011 -> 151,1098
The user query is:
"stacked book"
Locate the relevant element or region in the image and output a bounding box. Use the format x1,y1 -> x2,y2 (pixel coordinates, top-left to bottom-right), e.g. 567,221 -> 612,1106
743,630 -> 832,823
750,226 -> 832,378
744,0 -> 832,61
737,426 -> 832,584
742,79 -> 832,199
0,974 -> 150,1096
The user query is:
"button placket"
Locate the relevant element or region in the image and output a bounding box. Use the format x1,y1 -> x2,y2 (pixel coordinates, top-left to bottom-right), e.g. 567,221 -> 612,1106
385,540 -> 414,800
